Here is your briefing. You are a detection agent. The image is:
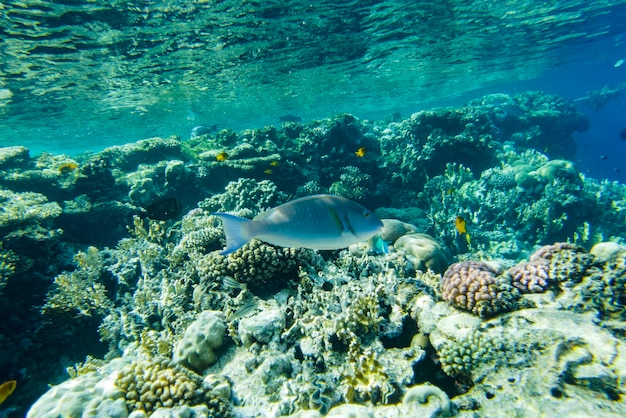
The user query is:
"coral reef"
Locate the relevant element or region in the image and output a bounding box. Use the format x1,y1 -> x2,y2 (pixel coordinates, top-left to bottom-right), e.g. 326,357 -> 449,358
196,239 -> 313,292
4,92 -> 626,418
393,233 -> 449,274
173,310 -> 227,372
441,261 -> 519,317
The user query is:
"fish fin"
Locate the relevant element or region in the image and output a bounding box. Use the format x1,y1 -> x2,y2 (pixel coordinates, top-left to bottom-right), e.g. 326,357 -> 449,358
368,234 -> 389,254
212,213 -> 253,255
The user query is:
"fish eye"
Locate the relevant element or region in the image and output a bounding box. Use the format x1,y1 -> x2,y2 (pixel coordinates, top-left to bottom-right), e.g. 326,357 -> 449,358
363,211 -> 370,218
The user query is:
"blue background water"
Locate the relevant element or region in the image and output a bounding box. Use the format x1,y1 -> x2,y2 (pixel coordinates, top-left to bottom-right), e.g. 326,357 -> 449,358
0,1 -> 625,181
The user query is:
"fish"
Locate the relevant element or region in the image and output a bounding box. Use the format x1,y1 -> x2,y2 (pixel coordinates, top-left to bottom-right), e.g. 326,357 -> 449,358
191,124 -> 218,138
58,162 -> 78,174
144,197 -> 183,220
0,380 -> 16,405
279,114 -> 302,123
222,276 -> 247,290
355,147 -> 367,158
263,169 -> 273,174
455,216 -> 471,246
215,152 -> 229,162
620,129 -> 626,140
213,194 -> 383,255
269,161 -> 281,167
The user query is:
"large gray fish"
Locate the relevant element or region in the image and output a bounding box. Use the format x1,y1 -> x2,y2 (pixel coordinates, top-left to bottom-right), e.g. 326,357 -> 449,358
213,194 -> 383,255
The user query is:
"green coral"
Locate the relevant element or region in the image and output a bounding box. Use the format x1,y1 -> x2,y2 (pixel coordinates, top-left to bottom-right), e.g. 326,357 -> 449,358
437,330 -> 503,377
43,247 -> 112,317
0,243 -> 17,292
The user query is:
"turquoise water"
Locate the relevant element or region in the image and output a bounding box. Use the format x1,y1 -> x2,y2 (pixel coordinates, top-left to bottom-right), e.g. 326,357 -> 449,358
2,1 -> 626,417
1,1 -> 625,156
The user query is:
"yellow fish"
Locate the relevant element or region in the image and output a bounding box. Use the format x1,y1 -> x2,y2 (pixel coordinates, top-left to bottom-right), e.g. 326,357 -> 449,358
355,147 -> 367,158
269,161 -> 280,167
58,162 -> 78,174
0,380 -> 16,405
455,216 -> 471,246
215,152 -> 228,162
263,169 -> 273,174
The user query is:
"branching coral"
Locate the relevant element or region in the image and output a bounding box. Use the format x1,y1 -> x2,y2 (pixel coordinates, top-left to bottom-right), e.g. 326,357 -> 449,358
43,247 -> 112,317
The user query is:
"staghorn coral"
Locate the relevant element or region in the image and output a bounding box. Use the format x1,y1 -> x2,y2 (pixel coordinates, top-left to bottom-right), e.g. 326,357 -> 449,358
441,261 -> 519,317
115,356 -> 232,416
43,247 -> 112,318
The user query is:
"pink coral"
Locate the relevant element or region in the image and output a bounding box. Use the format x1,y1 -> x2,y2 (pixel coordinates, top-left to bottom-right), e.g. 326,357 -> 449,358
441,261 -> 518,317
508,261 -> 551,293
508,243 -> 595,294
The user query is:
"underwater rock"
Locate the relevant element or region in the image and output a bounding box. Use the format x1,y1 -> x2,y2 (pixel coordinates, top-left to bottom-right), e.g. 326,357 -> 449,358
0,145 -> 29,169
238,307 -> 285,346
451,309 -> 626,416
381,219 -> 419,243
590,241 -> 624,263
0,189 -> 62,230
99,137 -> 185,172
394,233 -> 448,274
173,310 -> 227,372
402,384 -> 450,415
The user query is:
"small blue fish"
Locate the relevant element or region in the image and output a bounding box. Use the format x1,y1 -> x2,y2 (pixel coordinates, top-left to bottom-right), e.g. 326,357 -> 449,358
213,194 -> 383,255
190,124 -> 218,138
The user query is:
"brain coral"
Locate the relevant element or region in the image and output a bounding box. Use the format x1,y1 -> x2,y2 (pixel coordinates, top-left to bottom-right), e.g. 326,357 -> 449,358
174,310 -> 227,372
441,261 -> 519,317
394,233 -> 448,275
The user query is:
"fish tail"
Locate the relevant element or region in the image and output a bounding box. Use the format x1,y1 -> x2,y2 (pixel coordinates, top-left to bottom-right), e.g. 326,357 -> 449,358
212,213 -> 253,255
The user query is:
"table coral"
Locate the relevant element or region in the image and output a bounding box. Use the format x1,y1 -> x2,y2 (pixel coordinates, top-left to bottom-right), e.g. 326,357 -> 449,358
441,261 -> 519,317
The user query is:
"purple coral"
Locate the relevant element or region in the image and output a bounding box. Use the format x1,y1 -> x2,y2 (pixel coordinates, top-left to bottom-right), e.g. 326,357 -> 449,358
441,261 -> 518,317
532,242 -> 594,284
508,261 -> 551,293
508,243 -> 595,293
